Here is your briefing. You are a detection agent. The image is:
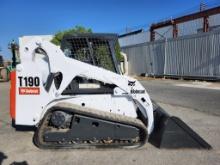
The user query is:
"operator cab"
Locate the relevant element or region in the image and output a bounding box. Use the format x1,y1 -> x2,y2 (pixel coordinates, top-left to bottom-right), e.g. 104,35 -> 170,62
60,33 -> 121,95
61,33 -> 120,74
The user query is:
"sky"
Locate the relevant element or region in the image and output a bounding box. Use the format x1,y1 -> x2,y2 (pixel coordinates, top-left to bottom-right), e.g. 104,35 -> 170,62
0,0 -> 218,59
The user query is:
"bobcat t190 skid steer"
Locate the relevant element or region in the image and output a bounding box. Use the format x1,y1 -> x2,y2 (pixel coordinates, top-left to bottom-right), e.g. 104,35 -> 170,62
10,34 -> 211,149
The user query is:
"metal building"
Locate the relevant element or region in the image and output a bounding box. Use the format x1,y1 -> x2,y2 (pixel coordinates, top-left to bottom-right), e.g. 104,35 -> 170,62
121,30 -> 220,80
119,5 -> 220,80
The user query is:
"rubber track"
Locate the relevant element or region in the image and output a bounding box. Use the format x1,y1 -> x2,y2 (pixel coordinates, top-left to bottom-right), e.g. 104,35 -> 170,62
34,102 -> 148,149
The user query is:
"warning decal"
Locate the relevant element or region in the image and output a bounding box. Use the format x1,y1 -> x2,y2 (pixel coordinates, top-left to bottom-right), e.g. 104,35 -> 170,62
19,87 -> 40,95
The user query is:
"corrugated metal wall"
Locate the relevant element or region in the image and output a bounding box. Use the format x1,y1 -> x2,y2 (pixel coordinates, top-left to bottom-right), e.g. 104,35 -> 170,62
119,31 -> 150,47
121,30 -> 220,78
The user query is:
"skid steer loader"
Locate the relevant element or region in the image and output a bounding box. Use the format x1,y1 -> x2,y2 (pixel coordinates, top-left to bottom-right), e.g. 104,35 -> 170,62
10,33 -> 211,149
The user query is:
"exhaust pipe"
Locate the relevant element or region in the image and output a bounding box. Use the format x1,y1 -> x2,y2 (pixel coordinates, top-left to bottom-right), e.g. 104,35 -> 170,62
149,101 -> 212,149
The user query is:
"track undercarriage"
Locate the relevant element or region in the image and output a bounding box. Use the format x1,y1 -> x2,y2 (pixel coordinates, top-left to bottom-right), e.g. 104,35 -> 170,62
34,103 -> 147,149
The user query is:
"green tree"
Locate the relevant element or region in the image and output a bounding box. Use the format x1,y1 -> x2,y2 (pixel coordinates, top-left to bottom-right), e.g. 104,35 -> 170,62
51,25 -> 92,46
115,41 -> 123,62
95,45 -> 115,72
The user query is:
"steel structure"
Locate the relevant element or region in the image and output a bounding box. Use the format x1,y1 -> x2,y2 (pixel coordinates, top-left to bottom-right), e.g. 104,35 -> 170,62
150,6 -> 220,41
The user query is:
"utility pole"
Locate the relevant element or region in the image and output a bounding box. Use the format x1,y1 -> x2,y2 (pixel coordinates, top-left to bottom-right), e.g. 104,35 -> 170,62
200,1 -> 206,11
8,40 -> 19,68
199,2 -> 209,32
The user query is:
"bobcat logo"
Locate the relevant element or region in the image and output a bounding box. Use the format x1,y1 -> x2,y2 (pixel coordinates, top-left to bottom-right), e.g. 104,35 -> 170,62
128,80 -> 136,86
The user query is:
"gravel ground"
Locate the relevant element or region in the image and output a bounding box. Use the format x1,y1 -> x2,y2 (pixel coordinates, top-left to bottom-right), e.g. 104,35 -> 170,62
0,81 -> 220,165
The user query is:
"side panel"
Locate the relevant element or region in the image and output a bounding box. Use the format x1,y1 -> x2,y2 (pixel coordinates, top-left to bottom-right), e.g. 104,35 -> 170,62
10,71 -> 16,119
15,62 -> 51,125
55,95 -> 137,117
